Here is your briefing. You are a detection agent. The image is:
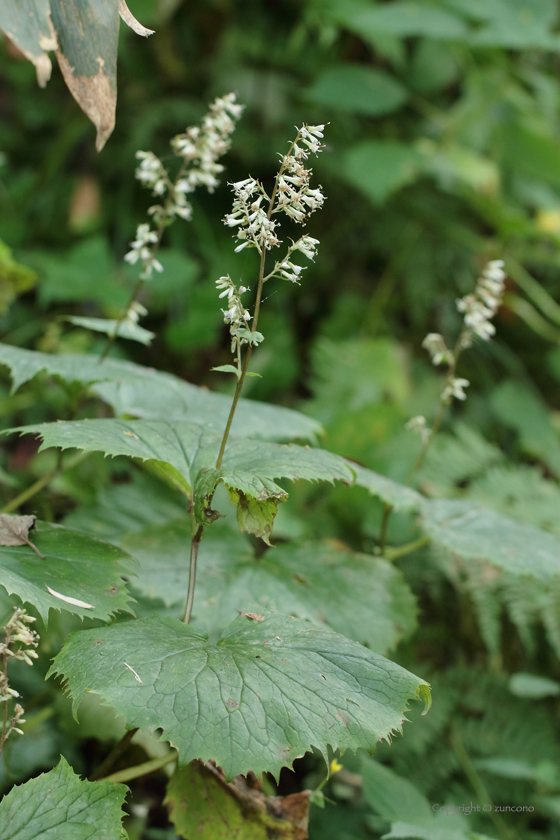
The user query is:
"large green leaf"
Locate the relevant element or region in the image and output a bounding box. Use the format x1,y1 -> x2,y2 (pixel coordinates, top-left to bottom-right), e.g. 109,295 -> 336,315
8,419 -> 352,525
49,0 -> 120,151
0,756 -> 128,840
350,1 -> 467,39
422,500 -> 560,579
360,755 -> 433,826
0,0 -> 57,87
351,463 -> 424,512
344,142 -> 420,204
0,343 -> 321,442
49,612 -> 430,780
0,521 -> 135,622
306,65 -> 408,116
122,522 -> 417,653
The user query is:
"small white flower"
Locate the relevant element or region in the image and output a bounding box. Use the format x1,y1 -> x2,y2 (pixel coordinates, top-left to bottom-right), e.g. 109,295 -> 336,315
422,333 -> 451,366
405,415 -> 430,444
442,377 -> 470,402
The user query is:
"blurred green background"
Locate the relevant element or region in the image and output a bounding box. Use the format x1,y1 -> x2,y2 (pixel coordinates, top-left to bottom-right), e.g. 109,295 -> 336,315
2,1 -> 560,838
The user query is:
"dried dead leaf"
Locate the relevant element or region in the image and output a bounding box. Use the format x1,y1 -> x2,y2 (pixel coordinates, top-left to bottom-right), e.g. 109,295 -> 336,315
236,610 -> 265,621
0,514 -> 45,558
118,0 -> 155,37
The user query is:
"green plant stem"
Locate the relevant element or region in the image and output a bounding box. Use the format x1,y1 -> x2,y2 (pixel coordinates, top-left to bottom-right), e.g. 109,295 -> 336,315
183,144 -> 296,625
450,727 -> 517,840
2,451 -> 90,514
89,727 -> 139,781
97,752 -> 177,784
384,535 -> 431,561
378,502 -> 392,554
182,521 -> 203,624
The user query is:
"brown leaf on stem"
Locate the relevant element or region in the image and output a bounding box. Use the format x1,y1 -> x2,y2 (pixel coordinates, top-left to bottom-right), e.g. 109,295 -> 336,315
0,514 -> 45,559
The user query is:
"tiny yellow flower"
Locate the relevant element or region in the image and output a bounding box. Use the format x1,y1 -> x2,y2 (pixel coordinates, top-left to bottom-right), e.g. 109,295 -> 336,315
330,758 -> 343,775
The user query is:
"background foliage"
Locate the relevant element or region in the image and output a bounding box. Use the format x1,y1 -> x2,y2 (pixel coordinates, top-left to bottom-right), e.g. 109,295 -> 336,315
1,1 -> 560,838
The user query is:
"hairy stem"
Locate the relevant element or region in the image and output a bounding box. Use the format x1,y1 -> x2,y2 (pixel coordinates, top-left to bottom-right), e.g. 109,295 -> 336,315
2,451 -> 90,515
89,728 -> 139,781
97,752 -> 177,784
384,535 -> 431,561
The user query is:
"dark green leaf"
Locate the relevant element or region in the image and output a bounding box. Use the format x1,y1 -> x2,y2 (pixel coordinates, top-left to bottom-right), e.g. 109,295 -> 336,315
0,521 -> 135,622
0,0 -> 57,87
350,2 -> 467,39
360,755 -> 432,826
49,0 -> 120,151
351,463 -> 424,512
0,756 -> 128,840
344,142 -> 420,204
123,522 -> 417,653
422,500 -> 560,579
49,612 -> 430,780
306,65 -> 408,116
0,343 -> 321,442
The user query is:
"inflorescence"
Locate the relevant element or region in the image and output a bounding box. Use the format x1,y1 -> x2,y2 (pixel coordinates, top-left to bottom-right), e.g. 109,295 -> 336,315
1,607 -> 39,751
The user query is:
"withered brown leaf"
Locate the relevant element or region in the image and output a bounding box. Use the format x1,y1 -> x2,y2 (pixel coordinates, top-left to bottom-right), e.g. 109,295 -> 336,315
0,514 -> 45,558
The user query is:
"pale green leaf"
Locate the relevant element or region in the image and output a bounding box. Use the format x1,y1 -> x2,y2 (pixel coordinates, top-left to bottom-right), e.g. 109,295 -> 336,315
351,2 -> 467,39
122,523 -> 417,653
361,755 -> 433,826
66,316 -> 155,346
0,521 -> 135,623
0,0 -> 56,87
49,612 -> 430,780
306,65 -> 408,116
383,823 -> 496,840
211,364 -> 241,378
351,463 -> 424,512
422,500 -> 560,579
344,142 -> 420,204
509,672 -> 560,699
0,343 -> 321,442
0,756 -> 128,840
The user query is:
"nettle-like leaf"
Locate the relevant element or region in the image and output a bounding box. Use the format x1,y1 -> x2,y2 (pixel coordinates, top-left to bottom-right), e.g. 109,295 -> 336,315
49,612 -> 430,780
350,462 -> 424,512
8,419 -> 353,538
122,521 -> 417,654
194,443 -> 353,540
0,756 -> 128,840
0,521 -> 135,622
0,343 -> 321,442
423,500 -> 560,580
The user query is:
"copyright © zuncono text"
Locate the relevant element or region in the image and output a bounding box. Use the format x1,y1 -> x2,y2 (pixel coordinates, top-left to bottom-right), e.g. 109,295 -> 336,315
432,803 -> 535,815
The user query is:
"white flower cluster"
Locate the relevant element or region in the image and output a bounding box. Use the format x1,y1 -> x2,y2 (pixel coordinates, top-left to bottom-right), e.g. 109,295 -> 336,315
405,415 -> 429,444
268,235 -> 320,285
124,300 -> 148,326
442,377 -> 470,402
124,223 -> 163,280
274,125 -> 325,224
224,178 -> 281,253
125,93 -> 243,279
457,259 -> 506,345
1,608 -> 39,745
216,275 -> 254,354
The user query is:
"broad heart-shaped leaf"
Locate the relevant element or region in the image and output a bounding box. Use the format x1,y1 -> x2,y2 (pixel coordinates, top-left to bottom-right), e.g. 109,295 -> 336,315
350,462 -> 425,513
422,500 -> 560,580
50,612 -> 430,780
0,343 -> 321,442
0,521 -> 135,623
7,419 -> 353,505
0,755 -> 128,840
122,521 -> 417,654
0,0 -> 57,88
49,0 -> 120,151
